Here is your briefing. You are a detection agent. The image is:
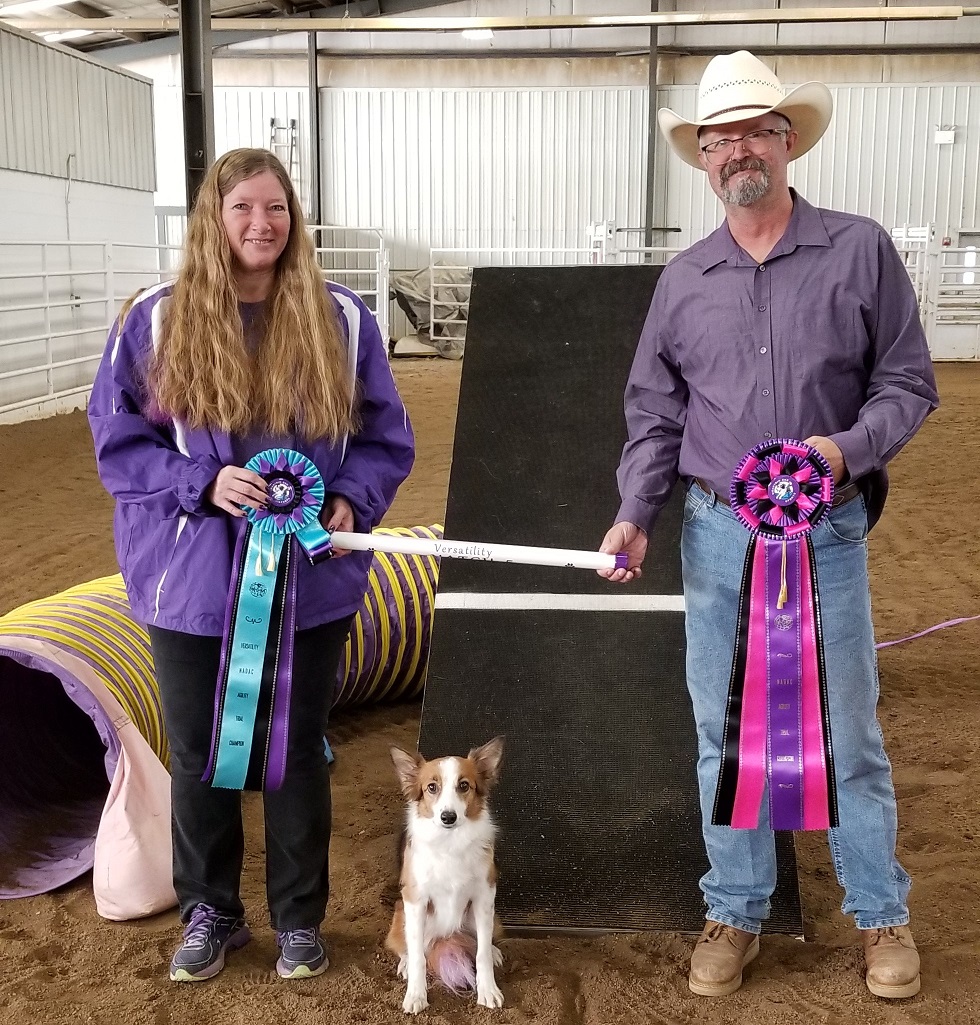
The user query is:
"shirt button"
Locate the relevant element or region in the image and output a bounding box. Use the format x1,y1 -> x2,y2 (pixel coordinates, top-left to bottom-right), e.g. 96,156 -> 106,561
759,264 -> 766,272
764,431 -> 773,439
763,388 -> 771,396
758,304 -> 767,311
760,346 -> 767,354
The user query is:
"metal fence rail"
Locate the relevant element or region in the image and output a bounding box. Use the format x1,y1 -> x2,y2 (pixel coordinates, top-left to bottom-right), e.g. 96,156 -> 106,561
310,225 -> 390,344
425,223 -> 979,359
921,246 -> 980,359
3,224 -> 976,422
427,241 -> 683,347
155,211 -> 390,341
0,225 -> 392,422
0,241 -> 179,421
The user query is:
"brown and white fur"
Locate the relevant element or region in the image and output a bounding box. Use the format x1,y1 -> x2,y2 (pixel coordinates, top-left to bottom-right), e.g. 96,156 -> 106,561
386,737 -> 505,1015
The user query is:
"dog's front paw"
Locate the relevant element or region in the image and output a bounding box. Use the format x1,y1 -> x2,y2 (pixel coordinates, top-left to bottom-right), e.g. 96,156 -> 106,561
396,956 -> 408,980
492,944 -> 504,967
476,980 -> 504,1009
402,989 -> 429,1015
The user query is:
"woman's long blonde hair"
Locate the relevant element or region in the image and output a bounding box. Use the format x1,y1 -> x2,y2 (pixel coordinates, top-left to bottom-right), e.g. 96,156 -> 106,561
148,148 -> 355,442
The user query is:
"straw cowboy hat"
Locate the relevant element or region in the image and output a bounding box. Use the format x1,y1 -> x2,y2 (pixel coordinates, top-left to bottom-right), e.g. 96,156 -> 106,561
658,50 -> 833,169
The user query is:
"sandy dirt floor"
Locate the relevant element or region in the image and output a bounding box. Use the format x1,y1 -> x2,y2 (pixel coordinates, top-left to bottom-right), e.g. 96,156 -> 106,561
0,359 -> 978,1025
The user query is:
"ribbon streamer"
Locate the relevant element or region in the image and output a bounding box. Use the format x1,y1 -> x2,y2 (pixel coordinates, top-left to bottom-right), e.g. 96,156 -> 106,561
712,440 -> 839,832
204,448 -> 330,792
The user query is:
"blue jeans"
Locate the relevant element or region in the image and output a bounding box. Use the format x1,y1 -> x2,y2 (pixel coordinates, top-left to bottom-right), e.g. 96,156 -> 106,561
681,482 -> 911,933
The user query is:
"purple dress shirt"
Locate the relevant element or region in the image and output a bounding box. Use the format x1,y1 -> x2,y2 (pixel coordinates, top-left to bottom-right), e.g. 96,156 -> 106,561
616,191 -> 939,533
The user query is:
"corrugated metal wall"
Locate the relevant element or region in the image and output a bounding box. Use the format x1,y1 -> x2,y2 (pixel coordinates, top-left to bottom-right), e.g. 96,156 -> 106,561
320,87 -> 649,270
151,85 -> 309,209
320,80 -> 980,271
216,88 -> 310,211
0,26 -> 155,192
661,83 -> 980,249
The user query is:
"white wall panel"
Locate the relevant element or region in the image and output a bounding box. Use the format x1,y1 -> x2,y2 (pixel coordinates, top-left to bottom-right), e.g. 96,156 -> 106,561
74,60 -> 112,186
320,78 -> 980,269
320,86 -> 649,272
660,81 -> 980,250
0,25 -> 154,192
106,68 -> 156,191
150,85 -> 309,211
0,168 -> 157,416
0,169 -> 155,245
215,87 -> 310,210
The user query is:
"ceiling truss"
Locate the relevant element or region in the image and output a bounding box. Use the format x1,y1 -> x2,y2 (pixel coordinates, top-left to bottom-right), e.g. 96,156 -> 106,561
2,5 -> 978,56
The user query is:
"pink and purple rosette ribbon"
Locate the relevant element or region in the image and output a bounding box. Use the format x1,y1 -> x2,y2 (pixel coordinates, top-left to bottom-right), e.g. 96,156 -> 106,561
711,439 -> 839,832
203,448 -> 335,792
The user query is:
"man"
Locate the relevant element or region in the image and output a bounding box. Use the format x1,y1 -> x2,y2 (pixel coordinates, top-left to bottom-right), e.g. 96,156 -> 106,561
599,51 -> 938,999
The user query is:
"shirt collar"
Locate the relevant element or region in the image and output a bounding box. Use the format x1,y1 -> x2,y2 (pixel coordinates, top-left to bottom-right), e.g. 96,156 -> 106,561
698,189 -> 832,274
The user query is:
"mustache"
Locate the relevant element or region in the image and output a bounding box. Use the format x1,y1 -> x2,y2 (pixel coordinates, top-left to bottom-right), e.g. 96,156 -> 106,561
720,157 -> 768,185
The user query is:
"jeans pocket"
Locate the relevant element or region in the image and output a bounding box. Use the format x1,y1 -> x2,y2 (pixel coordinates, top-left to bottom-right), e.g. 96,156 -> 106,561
823,496 -> 869,545
683,482 -> 711,525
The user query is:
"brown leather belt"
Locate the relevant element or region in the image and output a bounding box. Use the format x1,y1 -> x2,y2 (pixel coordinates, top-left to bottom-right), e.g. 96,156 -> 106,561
694,477 -> 861,510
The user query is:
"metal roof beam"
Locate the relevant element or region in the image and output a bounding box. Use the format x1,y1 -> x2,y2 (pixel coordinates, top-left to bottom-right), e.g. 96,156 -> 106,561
184,43 -> 980,60
6,7 -> 977,35
60,0 -> 149,42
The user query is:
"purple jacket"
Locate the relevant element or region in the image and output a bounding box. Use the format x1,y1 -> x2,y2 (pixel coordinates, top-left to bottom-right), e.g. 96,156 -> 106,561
88,281 -> 415,635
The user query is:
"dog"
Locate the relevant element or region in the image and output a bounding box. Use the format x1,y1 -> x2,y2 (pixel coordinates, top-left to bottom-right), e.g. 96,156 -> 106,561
386,736 -> 505,1014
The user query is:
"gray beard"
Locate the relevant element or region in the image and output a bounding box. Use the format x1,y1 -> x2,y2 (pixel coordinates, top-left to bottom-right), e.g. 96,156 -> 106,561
719,160 -> 772,206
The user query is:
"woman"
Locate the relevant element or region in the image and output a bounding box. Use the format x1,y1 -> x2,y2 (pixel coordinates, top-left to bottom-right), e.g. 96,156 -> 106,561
89,149 -> 414,982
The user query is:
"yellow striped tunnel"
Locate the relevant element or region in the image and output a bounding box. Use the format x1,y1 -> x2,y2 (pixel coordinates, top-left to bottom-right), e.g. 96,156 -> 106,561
0,525 -> 441,903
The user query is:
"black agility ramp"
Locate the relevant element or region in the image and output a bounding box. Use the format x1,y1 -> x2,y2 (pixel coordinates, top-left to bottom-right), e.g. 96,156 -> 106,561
418,265 -> 803,936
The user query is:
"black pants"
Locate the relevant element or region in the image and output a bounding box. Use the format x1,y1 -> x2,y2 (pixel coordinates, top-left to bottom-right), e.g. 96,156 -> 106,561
149,617 -> 353,930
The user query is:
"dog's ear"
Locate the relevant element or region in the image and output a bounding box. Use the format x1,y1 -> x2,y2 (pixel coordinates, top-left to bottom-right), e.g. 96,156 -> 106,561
468,735 -> 504,787
390,746 -> 424,798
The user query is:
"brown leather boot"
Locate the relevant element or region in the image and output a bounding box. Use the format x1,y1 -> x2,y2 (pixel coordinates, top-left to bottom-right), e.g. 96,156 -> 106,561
688,921 -> 760,996
862,925 -> 920,998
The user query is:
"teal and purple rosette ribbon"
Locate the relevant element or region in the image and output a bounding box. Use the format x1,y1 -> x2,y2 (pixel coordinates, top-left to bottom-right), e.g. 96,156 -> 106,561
203,448 -> 335,791
711,439 -> 839,832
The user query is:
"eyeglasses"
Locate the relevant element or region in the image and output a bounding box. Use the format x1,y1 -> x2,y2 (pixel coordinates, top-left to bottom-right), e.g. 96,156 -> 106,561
699,128 -> 789,165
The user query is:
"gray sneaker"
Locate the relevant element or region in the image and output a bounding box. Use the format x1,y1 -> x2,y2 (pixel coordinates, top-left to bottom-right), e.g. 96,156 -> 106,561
276,927 -> 329,979
169,903 -> 251,982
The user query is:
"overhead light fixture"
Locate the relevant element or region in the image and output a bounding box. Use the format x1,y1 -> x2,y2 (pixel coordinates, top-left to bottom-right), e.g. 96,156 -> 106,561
39,28 -> 93,40
461,28 -> 493,40
0,0 -> 69,14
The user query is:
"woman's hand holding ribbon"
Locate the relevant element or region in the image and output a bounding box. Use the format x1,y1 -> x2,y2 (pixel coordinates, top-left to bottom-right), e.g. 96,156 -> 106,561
207,465 -> 268,517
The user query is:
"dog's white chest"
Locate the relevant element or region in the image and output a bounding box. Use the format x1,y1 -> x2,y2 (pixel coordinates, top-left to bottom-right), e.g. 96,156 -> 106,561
406,822 -> 494,937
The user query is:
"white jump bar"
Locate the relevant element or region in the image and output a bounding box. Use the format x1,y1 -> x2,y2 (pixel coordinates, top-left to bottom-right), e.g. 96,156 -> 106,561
327,531 -> 629,572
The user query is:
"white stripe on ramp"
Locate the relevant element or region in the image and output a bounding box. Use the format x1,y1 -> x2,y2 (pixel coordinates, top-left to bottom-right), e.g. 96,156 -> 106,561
434,593 -> 686,612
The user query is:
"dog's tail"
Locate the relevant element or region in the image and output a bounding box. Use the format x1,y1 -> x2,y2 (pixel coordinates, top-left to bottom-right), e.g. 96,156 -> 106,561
427,933 -> 477,993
